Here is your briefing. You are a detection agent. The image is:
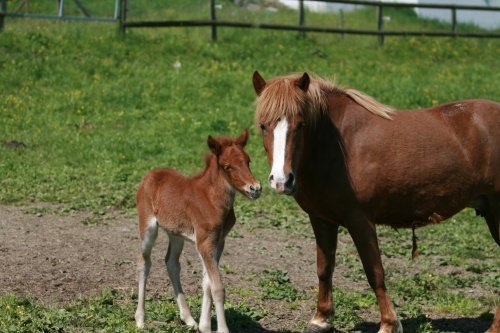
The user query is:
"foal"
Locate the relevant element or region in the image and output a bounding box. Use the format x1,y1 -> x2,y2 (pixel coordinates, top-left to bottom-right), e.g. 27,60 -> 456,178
134,129 -> 261,333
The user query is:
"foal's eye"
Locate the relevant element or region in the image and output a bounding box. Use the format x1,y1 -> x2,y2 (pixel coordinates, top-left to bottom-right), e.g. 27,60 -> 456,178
223,164 -> 232,172
297,122 -> 305,130
259,123 -> 266,131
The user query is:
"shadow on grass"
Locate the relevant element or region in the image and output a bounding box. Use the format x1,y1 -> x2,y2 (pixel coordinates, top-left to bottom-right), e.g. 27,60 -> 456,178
225,308 -> 295,333
221,310 -> 493,333
352,313 -> 492,332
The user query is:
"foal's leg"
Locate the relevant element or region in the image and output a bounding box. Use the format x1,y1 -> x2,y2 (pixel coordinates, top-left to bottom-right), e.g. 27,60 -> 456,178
197,233 -> 229,333
303,217 -> 339,333
165,233 -> 197,329
135,217 -> 159,329
348,219 -> 402,333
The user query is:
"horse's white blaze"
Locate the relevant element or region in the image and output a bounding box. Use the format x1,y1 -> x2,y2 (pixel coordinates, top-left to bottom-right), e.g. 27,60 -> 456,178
270,118 -> 288,190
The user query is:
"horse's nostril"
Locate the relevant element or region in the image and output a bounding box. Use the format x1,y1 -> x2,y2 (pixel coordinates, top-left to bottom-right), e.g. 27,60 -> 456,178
250,185 -> 255,191
269,175 -> 274,182
286,173 -> 295,187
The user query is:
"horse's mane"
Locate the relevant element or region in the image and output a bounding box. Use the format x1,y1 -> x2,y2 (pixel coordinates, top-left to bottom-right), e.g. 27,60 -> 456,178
255,73 -> 395,126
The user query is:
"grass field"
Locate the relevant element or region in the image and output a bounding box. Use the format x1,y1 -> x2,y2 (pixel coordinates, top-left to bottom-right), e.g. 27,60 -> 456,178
0,1 -> 499,332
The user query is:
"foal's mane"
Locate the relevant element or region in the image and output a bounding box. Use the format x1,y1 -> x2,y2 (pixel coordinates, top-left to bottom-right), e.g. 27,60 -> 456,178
255,73 -> 395,126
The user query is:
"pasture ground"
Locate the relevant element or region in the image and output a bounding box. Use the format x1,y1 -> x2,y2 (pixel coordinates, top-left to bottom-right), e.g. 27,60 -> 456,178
1,203 -> 496,332
1,2 -> 499,332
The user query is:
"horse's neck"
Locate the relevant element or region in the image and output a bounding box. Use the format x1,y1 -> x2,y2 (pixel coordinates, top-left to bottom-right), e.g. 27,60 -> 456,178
200,155 -> 236,207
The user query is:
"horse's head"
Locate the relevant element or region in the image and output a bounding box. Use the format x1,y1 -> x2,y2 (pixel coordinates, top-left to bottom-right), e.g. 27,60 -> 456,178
207,128 -> 262,199
252,71 -> 310,195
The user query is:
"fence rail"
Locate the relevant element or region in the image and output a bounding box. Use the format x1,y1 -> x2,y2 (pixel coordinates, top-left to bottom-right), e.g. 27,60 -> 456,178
119,0 -> 500,44
0,0 -> 120,31
1,0 -> 500,43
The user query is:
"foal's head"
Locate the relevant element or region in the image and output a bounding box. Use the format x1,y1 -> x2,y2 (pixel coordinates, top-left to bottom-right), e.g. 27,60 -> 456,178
207,128 -> 262,199
252,71 -> 311,195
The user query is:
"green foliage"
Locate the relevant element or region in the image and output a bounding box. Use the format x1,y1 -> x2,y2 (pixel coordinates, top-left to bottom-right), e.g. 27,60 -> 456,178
1,4 -> 499,214
258,269 -> 306,302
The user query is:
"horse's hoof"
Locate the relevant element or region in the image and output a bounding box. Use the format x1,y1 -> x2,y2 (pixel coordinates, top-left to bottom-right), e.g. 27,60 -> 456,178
302,323 -> 334,333
378,319 -> 403,333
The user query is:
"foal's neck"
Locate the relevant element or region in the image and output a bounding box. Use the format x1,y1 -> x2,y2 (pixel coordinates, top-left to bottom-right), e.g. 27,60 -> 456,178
201,154 -> 236,206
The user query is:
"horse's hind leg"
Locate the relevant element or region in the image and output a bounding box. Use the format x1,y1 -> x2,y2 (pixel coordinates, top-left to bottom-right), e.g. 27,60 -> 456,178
487,305 -> 500,333
484,195 -> 500,246
165,233 -> 197,329
135,216 -> 158,329
478,194 -> 500,333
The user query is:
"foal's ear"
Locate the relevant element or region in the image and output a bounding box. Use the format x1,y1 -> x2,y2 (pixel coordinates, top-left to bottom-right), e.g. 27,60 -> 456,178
252,71 -> 266,96
296,72 -> 310,92
207,135 -> 222,156
235,128 -> 249,147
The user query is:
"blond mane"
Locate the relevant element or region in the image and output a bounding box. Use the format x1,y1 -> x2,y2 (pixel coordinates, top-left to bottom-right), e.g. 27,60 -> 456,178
255,74 -> 395,126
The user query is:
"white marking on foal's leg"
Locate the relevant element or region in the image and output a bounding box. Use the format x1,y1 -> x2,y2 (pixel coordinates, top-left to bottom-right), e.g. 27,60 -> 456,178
165,234 -> 197,328
135,217 -> 158,329
198,267 -> 213,333
200,253 -> 229,333
270,118 -> 288,191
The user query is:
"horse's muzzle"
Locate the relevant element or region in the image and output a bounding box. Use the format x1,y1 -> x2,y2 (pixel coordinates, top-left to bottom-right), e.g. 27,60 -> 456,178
270,173 -> 296,195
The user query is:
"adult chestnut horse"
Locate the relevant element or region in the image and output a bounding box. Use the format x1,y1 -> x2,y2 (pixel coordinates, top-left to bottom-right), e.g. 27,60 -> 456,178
252,71 -> 500,333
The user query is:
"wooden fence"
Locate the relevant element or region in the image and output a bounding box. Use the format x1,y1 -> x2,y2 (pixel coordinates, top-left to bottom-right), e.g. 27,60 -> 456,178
0,0 -> 119,31
1,0 -> 500,44
118,0 -> 500,44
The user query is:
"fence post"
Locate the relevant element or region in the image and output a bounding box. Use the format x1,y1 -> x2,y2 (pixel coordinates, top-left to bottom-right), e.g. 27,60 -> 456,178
299,0 -> 305,38
58,0 -> 64,18
114,0 -> 119,20
339,9 -> 344,40
210,0 -> 217,41
377,4 -> 384,45
119,0 -> 127,34
0,0 -> 6,32
451,7 -> 457,37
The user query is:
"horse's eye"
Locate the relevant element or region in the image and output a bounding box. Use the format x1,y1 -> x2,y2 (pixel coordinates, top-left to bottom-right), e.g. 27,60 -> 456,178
259,123 -> 266,131
223,164 -> 232,172
297,122 -> 305,129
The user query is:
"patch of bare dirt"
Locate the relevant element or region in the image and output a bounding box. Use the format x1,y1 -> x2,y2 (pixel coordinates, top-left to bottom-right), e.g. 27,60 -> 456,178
0,204 -> 495,332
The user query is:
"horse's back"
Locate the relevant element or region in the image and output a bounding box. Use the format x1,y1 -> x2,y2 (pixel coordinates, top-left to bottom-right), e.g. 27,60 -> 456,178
343,99 -> 500,226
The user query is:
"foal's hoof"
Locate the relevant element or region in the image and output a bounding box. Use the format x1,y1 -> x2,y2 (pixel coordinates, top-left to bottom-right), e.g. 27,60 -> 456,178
302,323 -> 334,333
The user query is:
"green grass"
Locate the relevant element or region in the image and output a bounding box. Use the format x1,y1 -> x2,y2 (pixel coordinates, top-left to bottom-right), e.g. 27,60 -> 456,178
1,1 -> 499,332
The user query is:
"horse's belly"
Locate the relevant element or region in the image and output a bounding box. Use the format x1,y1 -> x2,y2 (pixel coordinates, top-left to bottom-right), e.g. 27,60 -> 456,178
369,191 -> 470,228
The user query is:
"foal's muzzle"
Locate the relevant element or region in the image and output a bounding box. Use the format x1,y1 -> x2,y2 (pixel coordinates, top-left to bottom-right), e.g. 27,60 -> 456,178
244,182 -> 262,199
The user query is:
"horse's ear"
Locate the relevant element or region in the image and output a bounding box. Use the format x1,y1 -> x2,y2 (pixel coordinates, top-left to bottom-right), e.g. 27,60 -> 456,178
235,128 -> 249,147
252,71 -> 266,96
207,135 -> 222,156
296,72 -> 310,92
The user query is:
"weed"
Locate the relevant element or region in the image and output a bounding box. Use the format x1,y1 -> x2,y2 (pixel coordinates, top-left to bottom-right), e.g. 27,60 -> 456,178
258,269 -> 307,302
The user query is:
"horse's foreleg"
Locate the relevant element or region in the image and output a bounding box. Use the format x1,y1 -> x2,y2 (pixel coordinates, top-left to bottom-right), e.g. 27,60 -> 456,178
135,217 -> 158,329
303,217 -> 339,333
197,234 -> 229,333
165,233 -> 197,329
348,219 -> 402,333
486,304 -> 500,333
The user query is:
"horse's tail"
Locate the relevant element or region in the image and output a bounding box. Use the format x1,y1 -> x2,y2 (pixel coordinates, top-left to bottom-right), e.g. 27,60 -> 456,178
477,195 -> 500,246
